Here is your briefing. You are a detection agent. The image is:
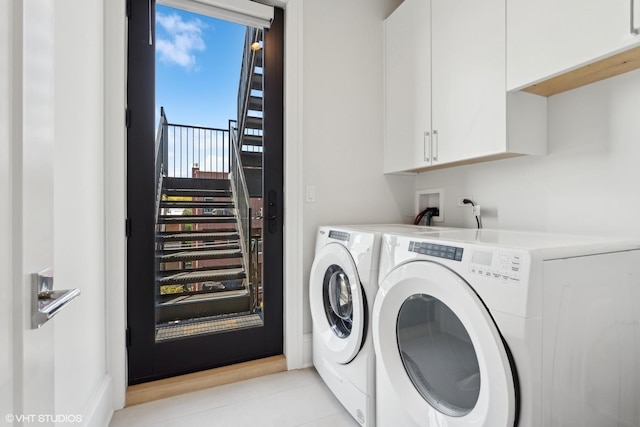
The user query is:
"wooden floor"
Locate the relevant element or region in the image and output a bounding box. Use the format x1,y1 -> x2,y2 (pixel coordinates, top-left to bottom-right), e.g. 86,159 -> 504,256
125,354 -> 287,407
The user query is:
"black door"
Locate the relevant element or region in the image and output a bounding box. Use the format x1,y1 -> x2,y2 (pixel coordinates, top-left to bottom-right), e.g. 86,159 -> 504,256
126,0 -> 284,384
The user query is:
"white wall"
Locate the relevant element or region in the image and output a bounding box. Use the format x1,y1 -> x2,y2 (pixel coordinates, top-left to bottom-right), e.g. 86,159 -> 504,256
299,0 -> 412,335
0,0 -> 14,419
415,68 -> 640,239
53,0 -> 112,424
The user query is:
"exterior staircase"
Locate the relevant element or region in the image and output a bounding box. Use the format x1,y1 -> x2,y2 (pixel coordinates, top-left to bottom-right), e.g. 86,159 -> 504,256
238,28 -> 264,199
152,25 -> 267,333
155,176 -> 252,324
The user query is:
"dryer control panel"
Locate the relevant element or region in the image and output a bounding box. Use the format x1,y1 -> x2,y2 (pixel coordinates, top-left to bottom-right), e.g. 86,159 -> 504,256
409,241 -> 464,261
469,250 -> 522,283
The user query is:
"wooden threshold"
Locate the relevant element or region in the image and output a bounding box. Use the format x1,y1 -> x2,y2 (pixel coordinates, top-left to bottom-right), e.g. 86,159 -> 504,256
522,45 -> 640,97
125,354 -> 287,407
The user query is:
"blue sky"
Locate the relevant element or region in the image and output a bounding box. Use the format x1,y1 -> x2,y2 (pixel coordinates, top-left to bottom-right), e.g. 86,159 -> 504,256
155,5 -> 245,130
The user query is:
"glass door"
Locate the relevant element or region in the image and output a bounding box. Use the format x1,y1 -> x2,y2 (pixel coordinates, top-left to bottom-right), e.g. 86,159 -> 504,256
126,0 -> 284,384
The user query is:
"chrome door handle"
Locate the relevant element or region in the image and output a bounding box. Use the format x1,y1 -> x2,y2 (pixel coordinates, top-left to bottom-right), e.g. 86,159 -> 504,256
31,267 -> 80,329
423,131 -> 431,162
432,130 -> 438,162
632,0 -> 639,35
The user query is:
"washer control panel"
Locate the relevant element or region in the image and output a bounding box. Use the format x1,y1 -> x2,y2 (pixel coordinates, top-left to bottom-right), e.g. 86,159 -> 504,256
328,230 -> 350,242
469,250 -> 522,283
409,241 -> 464,262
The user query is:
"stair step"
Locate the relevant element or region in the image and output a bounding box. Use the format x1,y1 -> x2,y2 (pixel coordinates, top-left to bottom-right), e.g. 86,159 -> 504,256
248,95 -> 263,112
164,189 -> 231,198
158,267 -> 245,285
158,231 -> 239,242
158,215 -> 236,224
164,177 -> 230,191
160,263 -> 243,276
250,73 -> 262,91
241,134 -> 262,147
189,225 -> 239,233
158,288 -> 248,305
245,116 -> 262,130
240,151 -> 262,167
160,241 -> 240,255
155,313 -> 263,341
158,247 -> 242,263
161,201 -> 235,209
156,289 -> 250,323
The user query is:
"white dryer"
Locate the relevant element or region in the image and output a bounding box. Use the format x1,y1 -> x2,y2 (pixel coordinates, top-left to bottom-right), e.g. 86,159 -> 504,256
372,229 -> 640,427
310,224 -> 451,426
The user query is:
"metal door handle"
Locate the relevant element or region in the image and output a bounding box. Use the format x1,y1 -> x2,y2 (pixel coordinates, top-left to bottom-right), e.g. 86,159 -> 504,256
31,267 -> 80,329
432,130 -> 438,162
267,190 -> 277,234
632,0 -> 640,35
423,131 -> 431,162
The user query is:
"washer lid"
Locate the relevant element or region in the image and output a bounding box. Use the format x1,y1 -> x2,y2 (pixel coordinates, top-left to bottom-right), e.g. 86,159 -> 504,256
373,261 -> 517,426
310,243 -> 365,364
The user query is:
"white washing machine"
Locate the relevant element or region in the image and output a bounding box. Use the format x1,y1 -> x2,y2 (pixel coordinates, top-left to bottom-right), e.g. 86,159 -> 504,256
309,224 -> 452,426
372,228 -> 640,427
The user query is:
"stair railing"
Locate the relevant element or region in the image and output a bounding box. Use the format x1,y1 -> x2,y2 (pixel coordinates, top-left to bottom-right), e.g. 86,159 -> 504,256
237,27 -> 262,150
155,107 -> 169,222
228,120 -> 253,301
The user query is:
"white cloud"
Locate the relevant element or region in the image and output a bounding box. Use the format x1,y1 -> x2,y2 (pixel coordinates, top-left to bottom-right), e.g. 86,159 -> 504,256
156,13 -> 207,69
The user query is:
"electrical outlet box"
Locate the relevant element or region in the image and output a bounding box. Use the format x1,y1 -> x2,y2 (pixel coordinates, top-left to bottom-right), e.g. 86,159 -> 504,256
416,188 -> 444,223
457,195 -> 474,207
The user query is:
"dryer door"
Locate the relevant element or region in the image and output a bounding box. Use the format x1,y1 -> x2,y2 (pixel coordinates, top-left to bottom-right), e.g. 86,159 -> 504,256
310,243 -> 365,364
373,261 -> 517,427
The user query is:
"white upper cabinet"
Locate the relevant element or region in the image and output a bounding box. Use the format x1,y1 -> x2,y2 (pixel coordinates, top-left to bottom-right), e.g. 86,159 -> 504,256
507,0 -> 640,91
383,0 -> 547,174
431,0 -> 507,164
383,0 -> 431,173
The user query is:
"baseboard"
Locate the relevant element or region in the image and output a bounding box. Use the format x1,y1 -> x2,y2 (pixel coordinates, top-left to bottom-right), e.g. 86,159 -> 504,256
303,332 -> 313,368
125,354 -> 287,407
83,375 -> 113,427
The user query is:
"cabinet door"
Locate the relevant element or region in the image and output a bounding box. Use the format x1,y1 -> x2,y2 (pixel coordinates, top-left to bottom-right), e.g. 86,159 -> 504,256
431,0 -> 506,165
507,0 -> 640,91
383,0 -> 431,173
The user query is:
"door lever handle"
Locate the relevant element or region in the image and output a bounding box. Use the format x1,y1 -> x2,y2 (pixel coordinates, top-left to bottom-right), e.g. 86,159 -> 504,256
267,190 -> 278,234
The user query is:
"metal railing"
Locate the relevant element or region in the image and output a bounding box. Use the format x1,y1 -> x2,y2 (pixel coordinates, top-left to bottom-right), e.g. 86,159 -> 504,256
155,107 -> 169,221
164,122 -> 230,178
228,120 -> 252,300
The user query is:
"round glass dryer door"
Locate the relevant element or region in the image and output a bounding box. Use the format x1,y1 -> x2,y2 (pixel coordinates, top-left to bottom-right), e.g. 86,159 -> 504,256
372,260 -> 517,426
397,294 -> 480,417
309,243 -> 365,364
323,264 -> 354,338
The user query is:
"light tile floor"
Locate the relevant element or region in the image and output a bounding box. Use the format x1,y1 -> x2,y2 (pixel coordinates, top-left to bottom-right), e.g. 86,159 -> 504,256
109,368 -> 359,427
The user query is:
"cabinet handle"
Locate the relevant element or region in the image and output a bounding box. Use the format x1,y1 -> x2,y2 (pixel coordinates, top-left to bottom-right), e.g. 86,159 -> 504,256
432,130 -> 438,162
424,131 -> 431,162
632,0 -> 639,35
